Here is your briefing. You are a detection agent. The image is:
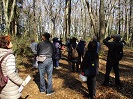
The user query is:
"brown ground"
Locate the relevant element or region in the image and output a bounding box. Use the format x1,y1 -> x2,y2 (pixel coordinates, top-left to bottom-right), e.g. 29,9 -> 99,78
18,47 -> 133,99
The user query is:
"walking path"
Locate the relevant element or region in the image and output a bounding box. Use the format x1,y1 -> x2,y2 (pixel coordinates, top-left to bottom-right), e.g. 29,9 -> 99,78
19,49 -> 133,99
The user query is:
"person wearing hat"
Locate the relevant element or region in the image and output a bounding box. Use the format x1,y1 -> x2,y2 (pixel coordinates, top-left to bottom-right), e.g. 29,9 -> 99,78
77,37 -> 86,64
102,34 -> 125,87
37,32 -> 55,95
69,37 -> 79,72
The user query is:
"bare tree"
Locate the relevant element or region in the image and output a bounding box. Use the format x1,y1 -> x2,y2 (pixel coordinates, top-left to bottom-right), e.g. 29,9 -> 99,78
33,0 -> 37,38
64,0 -> 71,41
85,0 -> 99,39
99,0 -> 105,42
129,0 -> 133,47
2,0 -> 16,33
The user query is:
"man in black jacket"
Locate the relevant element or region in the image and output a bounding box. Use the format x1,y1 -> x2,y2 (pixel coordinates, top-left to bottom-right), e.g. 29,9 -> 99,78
37,32 -> 55,95
102,34 -> 125,87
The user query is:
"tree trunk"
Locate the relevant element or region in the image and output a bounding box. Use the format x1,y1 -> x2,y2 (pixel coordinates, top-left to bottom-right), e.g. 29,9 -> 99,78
129,0 -> 133,47
67,0 -> 71,38
2,0 -> 16,33
33,0 -> 38,40
118,0 -> 121,34
65,0 -> 71,41
99,0 -> 105,42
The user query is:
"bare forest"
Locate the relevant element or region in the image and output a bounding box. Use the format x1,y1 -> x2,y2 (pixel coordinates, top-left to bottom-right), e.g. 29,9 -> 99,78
0,0 -> 133,99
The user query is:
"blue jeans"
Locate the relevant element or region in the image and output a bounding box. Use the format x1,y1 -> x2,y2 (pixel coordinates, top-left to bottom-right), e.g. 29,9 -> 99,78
38,58 -> 53,93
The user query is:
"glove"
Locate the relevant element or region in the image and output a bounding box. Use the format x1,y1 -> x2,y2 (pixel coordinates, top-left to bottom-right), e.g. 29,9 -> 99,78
106,37 -> 111,40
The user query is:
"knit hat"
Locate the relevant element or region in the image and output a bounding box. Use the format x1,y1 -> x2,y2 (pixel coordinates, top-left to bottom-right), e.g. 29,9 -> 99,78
53,37 -> 59,42
114,34 -> 121,42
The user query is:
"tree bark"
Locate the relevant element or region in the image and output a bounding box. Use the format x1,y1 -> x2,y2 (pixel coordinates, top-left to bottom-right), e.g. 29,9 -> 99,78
118,0 -> 121,34
99,0 -> 105,42
65,0 -> 71,41
2,0 -> 16,33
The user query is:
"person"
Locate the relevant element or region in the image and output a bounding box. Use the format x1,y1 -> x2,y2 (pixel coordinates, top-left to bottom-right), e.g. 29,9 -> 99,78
37,32 -> 55,95
92,36 -> 100,73
68,37 -> 79,72
58,38 -> 63,59
102,34 -> 125,87
77,38 -> 86,64
67,38 -> 72,59
30,38 -> 38,68
81,40 -> 99,99
0,35 -> 26,99
52,37 -> 61,69
92,36 -> 100,54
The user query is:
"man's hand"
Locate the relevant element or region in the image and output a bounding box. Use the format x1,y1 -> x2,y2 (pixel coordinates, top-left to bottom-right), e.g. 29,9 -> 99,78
111,35 -> 115,38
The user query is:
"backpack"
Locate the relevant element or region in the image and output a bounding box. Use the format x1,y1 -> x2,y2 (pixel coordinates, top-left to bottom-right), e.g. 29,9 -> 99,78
0,53 -> 12,88
113,44 -> 123,61
71,45 -> 78,58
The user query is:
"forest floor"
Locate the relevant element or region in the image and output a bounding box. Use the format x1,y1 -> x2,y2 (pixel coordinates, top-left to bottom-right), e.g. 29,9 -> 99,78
18,46 -> 133,99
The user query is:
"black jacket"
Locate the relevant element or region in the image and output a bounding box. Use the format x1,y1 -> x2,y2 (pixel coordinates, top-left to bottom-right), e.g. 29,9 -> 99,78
81,51 -> 98,70
37,40 -> 54,58
103,37 -> 124,62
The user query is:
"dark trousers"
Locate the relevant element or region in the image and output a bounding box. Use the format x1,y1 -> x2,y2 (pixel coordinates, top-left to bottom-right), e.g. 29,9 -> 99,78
71,58 -> 79,72
104,60 -> 120,84
53,59 -> 59,67
87,76 -> 96,97
72,62 -> 79,72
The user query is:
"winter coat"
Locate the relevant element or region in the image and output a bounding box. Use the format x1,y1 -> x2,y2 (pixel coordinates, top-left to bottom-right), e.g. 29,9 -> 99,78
103,37 -> 124,62
0,48 -> 23,99
81,50 -> 99,77
37,40 -> 54,58
52,41 -> 61,59
77,40 -> 86,55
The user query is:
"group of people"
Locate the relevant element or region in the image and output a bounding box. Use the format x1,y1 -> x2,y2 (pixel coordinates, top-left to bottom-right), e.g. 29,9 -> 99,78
67,37 -> 86,72
81,34 -> 125,99
65,34 -> 125,99
30,35 -> 63,69
66,36 -> 99,99
0,32 -> 125,99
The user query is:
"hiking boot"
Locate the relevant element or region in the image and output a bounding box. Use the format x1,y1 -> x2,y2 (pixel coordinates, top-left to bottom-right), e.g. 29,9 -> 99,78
46,90 -> 55,95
